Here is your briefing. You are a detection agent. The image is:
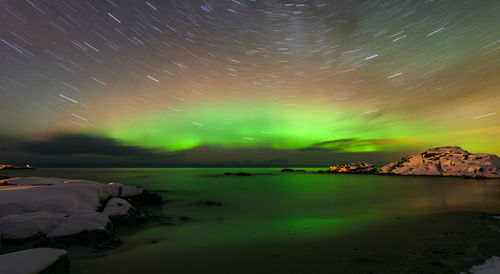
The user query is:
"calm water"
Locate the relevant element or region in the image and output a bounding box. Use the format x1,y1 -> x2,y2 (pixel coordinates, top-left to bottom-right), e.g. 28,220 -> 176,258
2,168 -> 500,273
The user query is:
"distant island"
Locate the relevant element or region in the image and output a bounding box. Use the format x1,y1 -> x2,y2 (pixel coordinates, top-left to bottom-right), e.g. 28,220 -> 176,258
319,146 -> 500,179
0,164 -> 35,170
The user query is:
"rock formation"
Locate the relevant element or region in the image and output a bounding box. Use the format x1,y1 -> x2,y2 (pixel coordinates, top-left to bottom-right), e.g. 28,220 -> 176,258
379,146 -> 500,178
0,177 -> 162,245
329,163 -> 376,174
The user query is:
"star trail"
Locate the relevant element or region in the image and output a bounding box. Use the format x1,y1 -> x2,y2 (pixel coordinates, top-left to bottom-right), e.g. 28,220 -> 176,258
1,0 -> 499,156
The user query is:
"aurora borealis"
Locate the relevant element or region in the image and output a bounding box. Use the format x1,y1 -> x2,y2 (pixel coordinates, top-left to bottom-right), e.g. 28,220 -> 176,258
1,0 -> 499,166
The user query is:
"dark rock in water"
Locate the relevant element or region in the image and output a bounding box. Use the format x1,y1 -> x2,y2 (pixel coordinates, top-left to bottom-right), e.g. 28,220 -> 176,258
223,172 -> 251,176
379,146 -> 500,178
329,163 -> 376,174
195,200 -> 223,206
111,207 -> 149,225
281,169 -> 306,172
355,256 -> 371,263
125,190 -> 163,205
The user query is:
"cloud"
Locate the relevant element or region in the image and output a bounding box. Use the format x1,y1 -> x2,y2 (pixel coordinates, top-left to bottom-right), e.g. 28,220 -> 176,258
0,134 -> 412,168
14,134 -> 179,157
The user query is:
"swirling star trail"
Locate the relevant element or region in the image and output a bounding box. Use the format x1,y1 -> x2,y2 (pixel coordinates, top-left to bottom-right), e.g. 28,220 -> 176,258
1,0 -> 499,158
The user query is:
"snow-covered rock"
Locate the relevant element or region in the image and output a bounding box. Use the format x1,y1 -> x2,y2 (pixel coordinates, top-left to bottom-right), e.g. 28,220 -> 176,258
0,212 -> 66,240
103,198 -> 132,218
103,198 -> 149,224
329,162 -> 376,173
47,211 -> 111,238
0,181 -> 112,217
468,256 -> 500,274
0,248 -> 69,274
0,177 -> 161,244
379,146 -> 500,178
106,181 -> 161,205
106,182 -> 144,197
0,177 -> 67,186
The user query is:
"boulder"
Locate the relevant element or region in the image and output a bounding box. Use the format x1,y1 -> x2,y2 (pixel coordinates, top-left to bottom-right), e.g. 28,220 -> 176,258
329,163 -> 376,174
124,190 -> 163,205
46,211 -> 114,245
103,198 -> 148,224
106,182 -> 144,198
0,212 -> 66,240
0,248 -> 69,274
0,177 -> 161,245
107,182 -> 162,205
0,180 -> 113,217
379,146 -> 500,178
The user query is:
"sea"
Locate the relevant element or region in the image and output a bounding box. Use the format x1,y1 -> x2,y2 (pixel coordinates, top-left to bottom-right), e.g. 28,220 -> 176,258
2,168 -> 500,273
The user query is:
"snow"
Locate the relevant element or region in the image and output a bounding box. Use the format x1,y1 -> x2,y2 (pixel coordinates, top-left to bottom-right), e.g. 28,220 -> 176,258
329,162 -> 376,173
0,248 -> 67,274
106,182 -> 144,197
469,256 -> 500,274
0,180 -> 112,216
0,177 -> 67,186
379,146 -> 500,178
0,177 -> 149,241
103,198 -> 131,218
106,182 -> 123,197
47,211 -> 110,238
0,212 -> 66,240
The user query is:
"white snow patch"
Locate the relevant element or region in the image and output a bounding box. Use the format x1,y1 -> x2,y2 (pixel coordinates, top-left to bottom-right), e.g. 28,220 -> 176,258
103,198 -> 132,218
47,211 -> 110,238
0,212 -> 66,240
0,180 -> 112,216
0,177 -> 150,241
107,182 -> 144,197
469,256 -> 500,274
1,177 -> 67,186
0,248 -> 67,274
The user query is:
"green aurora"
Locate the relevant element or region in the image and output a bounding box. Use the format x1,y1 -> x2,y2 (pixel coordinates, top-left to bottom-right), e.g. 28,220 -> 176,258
98,100 -> 500,154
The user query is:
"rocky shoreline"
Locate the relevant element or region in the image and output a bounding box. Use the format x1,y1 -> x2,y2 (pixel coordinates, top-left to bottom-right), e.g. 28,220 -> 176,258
0,177 -> 163,274
379,146 -> 500,178
280,146 -> 500,179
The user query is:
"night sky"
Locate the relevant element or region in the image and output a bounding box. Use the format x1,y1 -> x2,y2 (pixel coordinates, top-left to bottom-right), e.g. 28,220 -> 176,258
0,0 -> 499,167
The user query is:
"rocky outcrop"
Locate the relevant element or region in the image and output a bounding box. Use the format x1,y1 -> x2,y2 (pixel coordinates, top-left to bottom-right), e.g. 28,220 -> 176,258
223,172 -> 251,176
379,146 -> 500,178
106,182 -> 162,206
0,177 -> 162,246
0,248 -> 69,274
329,163 -> 376,174
281,169 -> 306,172
103,198 -> 150,224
